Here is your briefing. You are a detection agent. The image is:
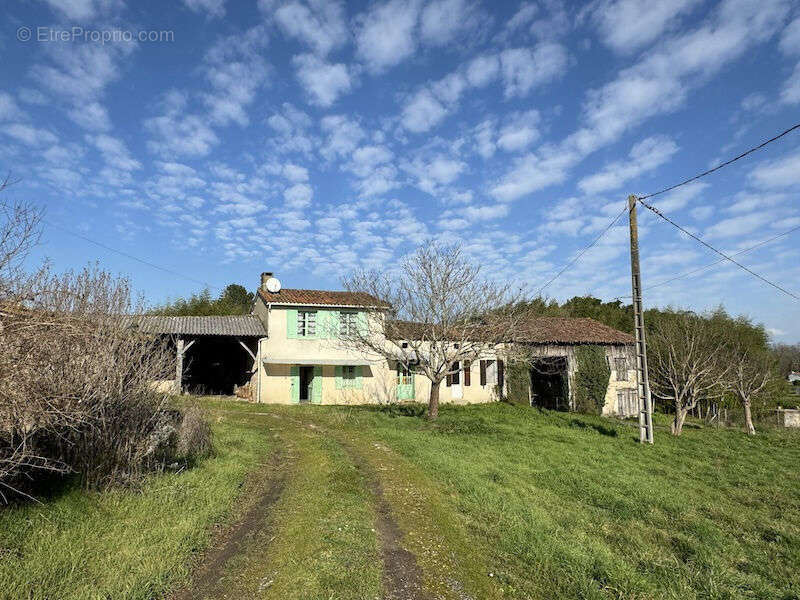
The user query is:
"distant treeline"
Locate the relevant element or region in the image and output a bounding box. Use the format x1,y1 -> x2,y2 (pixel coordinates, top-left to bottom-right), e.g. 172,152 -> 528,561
149,284 -> 254,316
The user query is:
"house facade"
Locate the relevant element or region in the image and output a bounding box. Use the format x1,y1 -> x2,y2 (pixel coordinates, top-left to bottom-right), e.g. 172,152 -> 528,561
133,272 -> 639,415
251,274 -> 502,405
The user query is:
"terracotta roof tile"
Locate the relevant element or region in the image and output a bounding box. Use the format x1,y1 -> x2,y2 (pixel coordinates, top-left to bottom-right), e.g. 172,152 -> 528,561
257,288 -> 389,308
513,317 -> 634,345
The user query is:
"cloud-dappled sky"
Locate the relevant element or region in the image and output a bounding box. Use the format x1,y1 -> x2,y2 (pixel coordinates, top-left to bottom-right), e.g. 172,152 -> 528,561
3,0 -> 800,341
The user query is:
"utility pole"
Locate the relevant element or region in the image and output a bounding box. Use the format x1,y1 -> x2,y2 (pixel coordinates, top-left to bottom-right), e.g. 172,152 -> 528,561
628,195 -> 654,444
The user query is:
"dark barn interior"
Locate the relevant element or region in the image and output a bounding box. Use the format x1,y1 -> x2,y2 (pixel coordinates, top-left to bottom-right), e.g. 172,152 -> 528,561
529,357 -> 569,411
182,336 -> 257,395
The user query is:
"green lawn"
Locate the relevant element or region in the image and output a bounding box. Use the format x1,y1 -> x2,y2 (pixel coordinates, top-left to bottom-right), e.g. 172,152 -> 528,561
1,399 -> 798,599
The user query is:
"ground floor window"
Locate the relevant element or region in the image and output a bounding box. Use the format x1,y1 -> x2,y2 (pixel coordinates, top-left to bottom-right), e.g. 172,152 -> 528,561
336,365 -> 362,389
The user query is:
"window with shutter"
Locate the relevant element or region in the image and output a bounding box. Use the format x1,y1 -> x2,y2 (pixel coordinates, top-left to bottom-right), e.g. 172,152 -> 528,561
451,362 -> 460,385
615,357 -> 628,381
297,310 -> 317,337
480,360 -> 487,386
463,361 -> 471,386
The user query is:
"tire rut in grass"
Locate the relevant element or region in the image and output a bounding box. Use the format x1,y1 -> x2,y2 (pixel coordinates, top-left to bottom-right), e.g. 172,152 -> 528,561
171,446 -> 289,600
340,441 -> 431,600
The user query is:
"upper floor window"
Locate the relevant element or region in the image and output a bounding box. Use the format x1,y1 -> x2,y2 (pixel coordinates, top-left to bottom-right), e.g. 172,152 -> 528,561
615,358 -> 628,380
297,310 -> 316,337
340,311 -> 358,337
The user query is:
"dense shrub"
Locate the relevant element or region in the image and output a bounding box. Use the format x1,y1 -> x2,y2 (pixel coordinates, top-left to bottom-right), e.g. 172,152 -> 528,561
0,266 -> 213,501
573,346 -> 611,414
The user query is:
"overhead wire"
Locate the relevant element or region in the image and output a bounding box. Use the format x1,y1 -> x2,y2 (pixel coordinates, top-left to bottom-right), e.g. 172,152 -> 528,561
615,224 -> 800,299
635,199 -> 800,301
43,219 -> 220,291
534,204 -> 628,296
638,122 -> 800,200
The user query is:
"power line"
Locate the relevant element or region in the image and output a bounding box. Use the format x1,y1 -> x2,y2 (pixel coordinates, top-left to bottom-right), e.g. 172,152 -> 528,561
534,204 -> 628,296
43,219 -> 220,291
616,224 -> 800,299
638,122 -> 800,200
636,199 -> 800,301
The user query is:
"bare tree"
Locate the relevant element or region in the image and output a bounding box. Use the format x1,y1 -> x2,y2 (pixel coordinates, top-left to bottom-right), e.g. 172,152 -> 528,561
648,312 -> 730,436
341,243 -> 522,419
727,348 -> 772,435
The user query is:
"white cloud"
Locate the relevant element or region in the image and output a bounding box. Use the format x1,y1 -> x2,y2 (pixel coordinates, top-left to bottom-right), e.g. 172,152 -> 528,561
293,54 -> 353,106
654,181 -> 709,212
690,205 -> 715,220
202,27 -> 269,126
500,42 -> 568,98
355,0 -> 421,74
465,54 -> 499,87
320,115 -> 366,159
432,72 -> 467,104
3,123 -> 58,146
780,63 -> 800,104
42,0 -> 124,21
349,145 -> 394,177
67,101 -> 111,132
403,154 -> 466,194
145,93 -> 219,158
750,151 -> 800,188
420,0 -> 483,46
0,93 -> 23,121
780,16 -> 800,55
491,146 -> 576,202
705,212 -> 774,239
473,120 -> 496,159
578,135 -> 678,194
283,164 -> 309,182
401,88 -> 448,133
588,0 -> 700,53
87,133 -> 141,171
273,0 -> 348,56
284,183 -> 313,208
497,110 -> 540,153
182,0 -> 226,17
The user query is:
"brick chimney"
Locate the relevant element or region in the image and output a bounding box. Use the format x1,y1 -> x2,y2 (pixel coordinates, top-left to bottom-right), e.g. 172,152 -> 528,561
260,272 -> 273,291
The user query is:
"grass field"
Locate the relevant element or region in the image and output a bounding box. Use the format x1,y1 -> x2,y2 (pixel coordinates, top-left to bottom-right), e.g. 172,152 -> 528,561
1,399 -> 799,599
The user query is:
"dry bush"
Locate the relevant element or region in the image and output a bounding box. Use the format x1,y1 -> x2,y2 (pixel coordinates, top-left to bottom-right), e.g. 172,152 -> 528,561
176,404 -> 213,463
0,192 -> 212,501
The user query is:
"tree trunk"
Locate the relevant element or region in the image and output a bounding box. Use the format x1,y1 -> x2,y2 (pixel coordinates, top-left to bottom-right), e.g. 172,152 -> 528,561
671,398 -> 686,436
428,379 -> 441,420
743,399 -> 756,435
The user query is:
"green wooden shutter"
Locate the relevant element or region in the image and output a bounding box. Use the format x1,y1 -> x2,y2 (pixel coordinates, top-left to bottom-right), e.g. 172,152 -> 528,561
312,366 -> 322,403
335,365 -> 343,389
357,311 -> 368,336
354,365 -> 363,389
290,365 -> 299,403
287,309 -> 298,339
315,310 -> 326,339
329,311 -> 341,339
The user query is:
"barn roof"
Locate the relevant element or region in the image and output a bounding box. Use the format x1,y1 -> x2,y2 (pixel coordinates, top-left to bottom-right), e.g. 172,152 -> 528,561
513,317 -> 634,345
257,288 -> 389,308
124,315 -> 266,337
388,317 -> 634,345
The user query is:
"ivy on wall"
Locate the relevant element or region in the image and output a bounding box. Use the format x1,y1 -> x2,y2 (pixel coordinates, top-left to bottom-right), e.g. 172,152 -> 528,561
574,345 -> 611,414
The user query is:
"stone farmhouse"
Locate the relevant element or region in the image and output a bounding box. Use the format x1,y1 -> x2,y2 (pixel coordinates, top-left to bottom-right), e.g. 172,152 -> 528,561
131,272 -> 638,416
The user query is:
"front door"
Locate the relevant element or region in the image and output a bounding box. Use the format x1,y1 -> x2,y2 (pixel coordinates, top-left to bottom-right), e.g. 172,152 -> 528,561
299,366 -> 314,403
396,363 -> 415,400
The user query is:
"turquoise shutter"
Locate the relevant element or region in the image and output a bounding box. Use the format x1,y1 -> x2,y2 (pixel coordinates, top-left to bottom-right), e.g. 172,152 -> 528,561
357,311 -> 368,336
312,366 -> 322,403
355,365 -> 363,390
329,311 -> 341,338
290,365 -> 299,403
335,365 -> 343,389
287,309 -> 298,339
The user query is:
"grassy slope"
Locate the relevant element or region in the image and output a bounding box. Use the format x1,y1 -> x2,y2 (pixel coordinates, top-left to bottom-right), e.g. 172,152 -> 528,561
337,404 -> 800,599
0,404 -> 273,600
2,400 -> 798,600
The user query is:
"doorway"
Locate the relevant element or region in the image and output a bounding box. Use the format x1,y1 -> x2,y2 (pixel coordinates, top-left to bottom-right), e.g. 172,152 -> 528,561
299,366 -> 314,403
529,357 -> 568,411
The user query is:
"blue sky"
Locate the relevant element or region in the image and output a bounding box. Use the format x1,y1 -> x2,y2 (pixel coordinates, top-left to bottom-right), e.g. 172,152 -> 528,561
2,0 -> 800,341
